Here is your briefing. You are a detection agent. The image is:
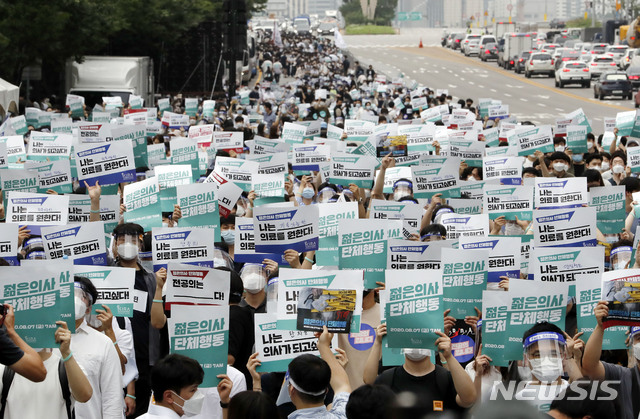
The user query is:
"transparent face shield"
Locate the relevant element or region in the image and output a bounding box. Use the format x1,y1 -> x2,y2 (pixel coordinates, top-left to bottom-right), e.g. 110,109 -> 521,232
523,332 -> 567,383
235,196 -> 251,217
393,181 -> 413,201
74,283 -> 92,321
240,263 -> 268,294
317,187 -> 337,204
433,208 -> 454,225
266,277 -> 279,313
611,246 -> 632,270
213,248 -> 234,270
421,232 -> 444,242
115,234 -> 140,261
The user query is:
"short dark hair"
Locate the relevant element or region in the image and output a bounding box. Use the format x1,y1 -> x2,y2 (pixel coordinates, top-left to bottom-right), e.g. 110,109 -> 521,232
549,152 -> 570,164
228,391 -> 279,419
522,167 -> 541,177
112,223 -> 144,238
620,176 -> 640,194
420,224 -> 447,239
611,150 -> 627,166
583,169 -> 603,187
74,276 -> 98,306
346,384 -> 395,419
150,354 -> 204,402
220,215 -> 236,226
584,153 -> 603,165
522,321 -> 564,342
216,267 -> 244,304
288,354 -> 331,404
550,380 -> 616,419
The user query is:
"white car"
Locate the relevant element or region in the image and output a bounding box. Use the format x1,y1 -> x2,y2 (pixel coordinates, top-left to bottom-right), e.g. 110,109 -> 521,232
588,55 -> 618,78
465,39 -> 481,56
461,34 -> 481,54
555,61 -> 591,88
605,45 -> 628,62
620,48 -> 637,70
525,52 -> 555,78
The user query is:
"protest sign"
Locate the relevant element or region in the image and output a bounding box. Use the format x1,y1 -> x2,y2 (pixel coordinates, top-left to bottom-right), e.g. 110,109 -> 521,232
234,217 -> 286,264
68,194 -> 120,234
203,171 -> 243,218
369,200 -> 423,239
249,137 -> 289,154
292,144 -> 330,172
281,122 -> 307,145
169,305 -> 228,387
25,160 -> 73,194
152,227 -> 215,271
246,152 -> 288,176
519,235 -> 533,276
155,164 -> 192,212
157,98 -> 171,113
214,157 -> 259,192
165,263 -> 230,306
528,247 -> 603,290
483,184 -> 533,221
1,169 -> 39,201
566,108 -> 592,133
385,269 -> 444,348
439,213 -> 489,240
615,110 -> 636,136
589,186 -> 625,234
147,143 -> 169,168
627,146 -> 640,173
175,183 -> 220,241
0,141 -> 6,168
104,125 -> 148,170
514,125 -> 554,156
75,140 -> 136,185
213,131 -> 244,152
123,177 -> 162,230
533,207 -> 597,247
6,192 -> 69,226
170,138 -> 200,181
399,124 -> 436,153
317,202 -> 359,266
252,173 -> 285,206
297,287 -> 357,333
338,219 -> 402,288
447,139 -> 484,167
0,264 -> 74,347
345,120 -> 376,142
42,222 -> 107,265
448,198 -> 482,215
1,135 -> 26,165
565,125 -> 588,154
27,132 -> 72,161
161,112 -> 190,129
0,224 -> 19,265
66,94 -> 85,118
483,157 -> 523,185
535,177 -> 588,209
488,105 -> 509,120
601,269 -> 640,328
8,115 -> 28,135
575,274 -> 628,349
188,124 -> 214,146
411,158 -> 461,199
380,166 -> 412,194
277,268 -> 363,333
441,248 -> 488,317
253,204 -> 319,253
481,290 -> 510,366
74,266 -> 135,317
78,124 -> 111,143
460,236 -> 521,287
184,98 -> 198,116
202,100 -> 215,118
330,154 -> 377,189
481,127 -> 500,147
387,239 -> 451,270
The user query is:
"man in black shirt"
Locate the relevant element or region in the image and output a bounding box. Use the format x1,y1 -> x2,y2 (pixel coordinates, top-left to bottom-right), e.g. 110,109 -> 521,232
0,304 -> 46,382
225,268 -> 254,388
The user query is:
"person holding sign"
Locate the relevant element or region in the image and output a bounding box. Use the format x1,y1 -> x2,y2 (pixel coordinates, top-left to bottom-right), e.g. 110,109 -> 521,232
583,304 -> 640,419
537,151 -> 574,179
365,324 -> 476,414
0,304 -> 46,383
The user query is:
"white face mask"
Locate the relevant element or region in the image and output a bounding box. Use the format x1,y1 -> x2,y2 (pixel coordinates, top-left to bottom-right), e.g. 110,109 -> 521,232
523,159 -> 534,168
117,242 -> 139,261
243,273 -> 267,294
162,222 -> 169,228
75,296 -> 87,320
555,145 -> 565,152
553,162 -> 567,172
236,205 -> 246,217
172,390 -> 205,417
587,141 -> 594,149
633,341 -> 640,361
601,162 -> 610,171
529,356 -> 563,383
613,164 -> 625,174
404,348 -> 431,361
86,313 -> 102,328
590,165 -> 601,172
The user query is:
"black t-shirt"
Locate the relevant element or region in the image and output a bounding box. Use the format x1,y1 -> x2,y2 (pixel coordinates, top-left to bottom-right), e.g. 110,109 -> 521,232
0,327 -> 23,366
228,305 -> 255,388
375,365 -> 464,415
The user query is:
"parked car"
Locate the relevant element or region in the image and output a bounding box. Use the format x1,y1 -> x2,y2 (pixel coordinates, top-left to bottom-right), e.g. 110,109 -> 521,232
555,61 -> 591,88
514,50 -> 532,73
593,72 -> 632,99
588,55 -> 618,78
626,65 -> 640,89
525,52 -> 555,78
479,43 -> 499,61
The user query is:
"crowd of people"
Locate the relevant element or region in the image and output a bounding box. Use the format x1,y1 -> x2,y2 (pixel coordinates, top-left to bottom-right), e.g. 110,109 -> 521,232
0,26 -> 639,419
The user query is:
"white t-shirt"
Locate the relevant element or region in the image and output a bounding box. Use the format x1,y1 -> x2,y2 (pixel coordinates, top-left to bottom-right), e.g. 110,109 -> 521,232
0,353 -> 74,419
190,365 -> 247,419
464,360 -> 503,400
514,379 -> 569,413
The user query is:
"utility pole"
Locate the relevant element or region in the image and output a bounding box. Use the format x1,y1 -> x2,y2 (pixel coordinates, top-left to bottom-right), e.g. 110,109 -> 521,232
223,0 -> 247,99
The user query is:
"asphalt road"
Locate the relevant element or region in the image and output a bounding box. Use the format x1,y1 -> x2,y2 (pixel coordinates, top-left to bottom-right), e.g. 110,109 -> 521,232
344,29 -> 635,128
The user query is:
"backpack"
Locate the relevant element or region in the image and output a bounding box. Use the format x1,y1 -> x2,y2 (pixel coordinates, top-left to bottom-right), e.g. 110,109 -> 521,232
376,364 -> 450,395
0,358 -> 74,419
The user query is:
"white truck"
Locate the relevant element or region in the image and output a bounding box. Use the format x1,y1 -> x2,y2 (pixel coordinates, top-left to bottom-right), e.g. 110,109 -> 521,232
65,56 -> 154,108
494,21 -> 517,39
498,33 -> 534,70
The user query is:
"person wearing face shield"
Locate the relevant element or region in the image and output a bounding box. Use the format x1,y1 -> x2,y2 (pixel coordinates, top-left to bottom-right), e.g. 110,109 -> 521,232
70,276 -> 124,419
364,324 -> 476,414
112,223 -> 160,417
238,264 -> 269,315
391,179 -> 414,202
317,183 -> 339,204
583,304 -> 640,419
140,354 -> 205,418
419,224 -> 448,242
516,322 -> 584,414
370,153 -> 395,201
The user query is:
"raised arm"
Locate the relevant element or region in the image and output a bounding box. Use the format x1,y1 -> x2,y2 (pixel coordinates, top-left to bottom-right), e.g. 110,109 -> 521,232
371,153 -> 394,201
317,326 -> 351,394
581,301 -> 607,380
56,321 -> 92,402
435,331 -> 477,408
363,323 -> 385,385
151,269 -> 168,329
2,304 -> 46,382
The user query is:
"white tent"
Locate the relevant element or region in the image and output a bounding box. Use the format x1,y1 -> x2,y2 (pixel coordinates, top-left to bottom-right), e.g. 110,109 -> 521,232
0,77 -> 19,116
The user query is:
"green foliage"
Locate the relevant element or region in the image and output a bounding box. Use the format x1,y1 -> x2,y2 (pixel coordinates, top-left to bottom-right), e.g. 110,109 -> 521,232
565,17 -> 601,28
345,25 -> 395,35
340,0 -> 398,27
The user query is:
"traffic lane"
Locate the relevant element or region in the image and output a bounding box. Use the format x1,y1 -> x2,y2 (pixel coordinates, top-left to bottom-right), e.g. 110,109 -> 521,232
349,45 -> 633,127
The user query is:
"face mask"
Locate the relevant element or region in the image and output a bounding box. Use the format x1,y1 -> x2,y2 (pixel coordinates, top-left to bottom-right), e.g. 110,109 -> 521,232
572,154 -> 583,163
613,164 -> 625,174
523,159 -> 534,168
517,365 -> 532,381
553,163 -> 567,172
221,229 -> 235,245
243,273 -> 267,294
75,296 -> 87,320
633,342 -> 640,361
172,390 -> 205,417
117,242 -> 139,261
87,313 -> 102,328
404,348 -> 431,361
162,222 -> 169,228
555,145 -> 565,152
466,177 -> 477,182
590,165 -> 601,172
529,356 -> 563,383
302,187 -> 315,199
587,141 -> 594,149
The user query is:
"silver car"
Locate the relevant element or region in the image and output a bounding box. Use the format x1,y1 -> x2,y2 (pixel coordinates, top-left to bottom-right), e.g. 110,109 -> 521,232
465,39 -> 481,56
525,52 -> 555,78
588,55 -> 618,78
